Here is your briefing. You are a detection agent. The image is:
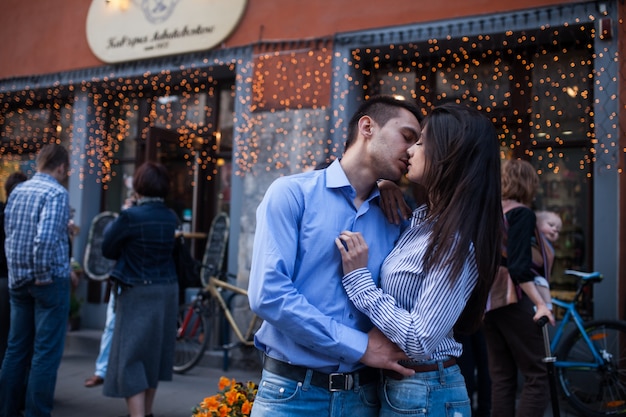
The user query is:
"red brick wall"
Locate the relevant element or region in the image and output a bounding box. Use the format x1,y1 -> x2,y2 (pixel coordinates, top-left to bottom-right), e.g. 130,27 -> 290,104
0,0 -> 577,79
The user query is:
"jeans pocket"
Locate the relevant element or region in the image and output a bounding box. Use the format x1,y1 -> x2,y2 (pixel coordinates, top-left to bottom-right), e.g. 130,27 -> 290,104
31,279 -> 69,310
358,381 -> 380,408
445,400 -> 471,417
254,371 -> 301,404
382,378 -> 428,414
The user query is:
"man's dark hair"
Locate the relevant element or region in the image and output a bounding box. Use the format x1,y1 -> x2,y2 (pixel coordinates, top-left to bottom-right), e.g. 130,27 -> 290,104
36,143 -> 69,172
4,172 -> 27,198
345,95 -> 423,150
133,161 -> 170,198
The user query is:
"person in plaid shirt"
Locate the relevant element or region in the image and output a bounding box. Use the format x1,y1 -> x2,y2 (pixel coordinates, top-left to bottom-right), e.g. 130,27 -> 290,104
0,144 -> 71,417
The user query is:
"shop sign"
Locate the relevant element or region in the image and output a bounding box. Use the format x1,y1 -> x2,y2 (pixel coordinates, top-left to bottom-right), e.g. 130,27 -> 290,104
86,0 -> 248,63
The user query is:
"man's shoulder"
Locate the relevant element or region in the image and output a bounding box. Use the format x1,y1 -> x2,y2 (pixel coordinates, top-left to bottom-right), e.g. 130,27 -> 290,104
269,170 -> 322,193
29,175 -> 67,195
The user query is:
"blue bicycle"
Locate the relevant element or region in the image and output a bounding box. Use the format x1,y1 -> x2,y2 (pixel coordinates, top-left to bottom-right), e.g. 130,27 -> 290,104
550,269 -> 626,416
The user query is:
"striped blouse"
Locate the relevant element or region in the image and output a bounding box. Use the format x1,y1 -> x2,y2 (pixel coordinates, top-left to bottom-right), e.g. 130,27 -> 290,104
342,204 -> 478,361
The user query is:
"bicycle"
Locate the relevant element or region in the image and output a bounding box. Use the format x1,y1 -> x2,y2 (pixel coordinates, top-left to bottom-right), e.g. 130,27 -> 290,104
548,269 -> 626,416
173,272 -> 262,374
173,212 -> 262,374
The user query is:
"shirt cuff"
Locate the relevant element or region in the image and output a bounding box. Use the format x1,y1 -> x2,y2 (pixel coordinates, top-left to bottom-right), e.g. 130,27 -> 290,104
342,267 -> 376,297
337,325 -> 370,365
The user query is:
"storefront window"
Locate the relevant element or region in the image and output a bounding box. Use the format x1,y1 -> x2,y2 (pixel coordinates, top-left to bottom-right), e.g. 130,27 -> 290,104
0,101 -> 73,201
103,79 -> 235,246
362,24 -> 594,288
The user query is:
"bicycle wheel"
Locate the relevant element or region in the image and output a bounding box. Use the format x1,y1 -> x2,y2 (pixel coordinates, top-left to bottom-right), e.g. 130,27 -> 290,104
173,298 -> 212,374
556,319 -> 626,416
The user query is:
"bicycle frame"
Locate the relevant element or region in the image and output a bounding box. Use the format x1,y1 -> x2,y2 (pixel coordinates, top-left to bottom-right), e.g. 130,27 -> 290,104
550,297 -> 607,369
203,276 -> 259,348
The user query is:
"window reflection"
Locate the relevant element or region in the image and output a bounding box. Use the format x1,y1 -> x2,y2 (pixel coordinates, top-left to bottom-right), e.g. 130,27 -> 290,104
364,24 -> 594,287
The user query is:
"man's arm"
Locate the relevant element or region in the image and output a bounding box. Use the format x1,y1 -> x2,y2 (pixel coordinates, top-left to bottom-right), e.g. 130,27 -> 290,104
33,190 -> 69,284
248,179 -> 368,364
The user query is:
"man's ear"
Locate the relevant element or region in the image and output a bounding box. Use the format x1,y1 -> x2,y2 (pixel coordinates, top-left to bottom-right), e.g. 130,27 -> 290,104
358,115 -> 374,138
54,162 -> 69,182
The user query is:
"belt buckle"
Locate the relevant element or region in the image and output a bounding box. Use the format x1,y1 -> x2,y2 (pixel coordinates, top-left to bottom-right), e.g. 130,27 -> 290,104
328,373 -> 353,391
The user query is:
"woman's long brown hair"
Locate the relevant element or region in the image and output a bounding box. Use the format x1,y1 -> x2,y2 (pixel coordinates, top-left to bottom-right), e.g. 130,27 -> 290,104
420,103 -> 503,334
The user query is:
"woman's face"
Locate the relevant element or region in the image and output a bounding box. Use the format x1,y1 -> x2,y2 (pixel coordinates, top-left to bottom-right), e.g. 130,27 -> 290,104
406,126 -> 426,184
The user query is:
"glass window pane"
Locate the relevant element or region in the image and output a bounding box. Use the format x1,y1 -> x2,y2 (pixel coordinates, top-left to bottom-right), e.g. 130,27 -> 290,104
530,49 -> 593,146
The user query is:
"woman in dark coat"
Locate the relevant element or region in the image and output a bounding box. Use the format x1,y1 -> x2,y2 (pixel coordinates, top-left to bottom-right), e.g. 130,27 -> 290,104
102,161 -> 178,417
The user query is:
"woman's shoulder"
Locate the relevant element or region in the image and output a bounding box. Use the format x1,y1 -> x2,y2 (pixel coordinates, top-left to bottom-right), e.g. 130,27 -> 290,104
505,205 -> 536,230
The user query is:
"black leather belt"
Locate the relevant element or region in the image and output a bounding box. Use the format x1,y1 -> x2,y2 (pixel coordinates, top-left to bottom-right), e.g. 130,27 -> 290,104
263,356 -> 379,391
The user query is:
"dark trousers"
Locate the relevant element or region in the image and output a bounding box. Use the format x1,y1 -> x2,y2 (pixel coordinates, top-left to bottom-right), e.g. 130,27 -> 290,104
457,328 -> 491,417
483,296 -> 549,417
0,278 -> 9,367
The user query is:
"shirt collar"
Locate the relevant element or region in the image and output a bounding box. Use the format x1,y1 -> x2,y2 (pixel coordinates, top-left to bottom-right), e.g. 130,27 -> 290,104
324,159 -> 381,201
410,204 -> 429,228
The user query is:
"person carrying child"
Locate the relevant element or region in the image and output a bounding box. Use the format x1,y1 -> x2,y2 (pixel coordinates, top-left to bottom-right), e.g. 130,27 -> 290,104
532,210 -> 562,310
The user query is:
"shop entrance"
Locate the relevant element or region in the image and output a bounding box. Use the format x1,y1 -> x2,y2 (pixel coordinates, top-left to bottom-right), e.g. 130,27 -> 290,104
100,80 -> 235,258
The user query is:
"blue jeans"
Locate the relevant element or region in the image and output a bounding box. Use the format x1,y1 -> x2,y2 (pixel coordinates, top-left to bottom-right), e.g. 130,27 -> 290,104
0,279 -> 70,417
380,363 -> 470,417
250,369 -> 380,417
95,289 -> 115,378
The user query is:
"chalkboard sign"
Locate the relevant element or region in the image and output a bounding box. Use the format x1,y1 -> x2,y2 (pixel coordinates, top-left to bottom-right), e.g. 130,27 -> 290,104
83,211 -> 118,281
200,212 -> 229,286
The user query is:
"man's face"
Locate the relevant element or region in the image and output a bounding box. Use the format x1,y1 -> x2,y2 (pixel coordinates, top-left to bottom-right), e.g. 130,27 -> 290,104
369,108 -> 421,181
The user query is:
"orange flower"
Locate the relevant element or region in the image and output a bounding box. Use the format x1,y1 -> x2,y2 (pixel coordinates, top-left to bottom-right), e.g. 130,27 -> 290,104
241,400 -> 252,415
217,404 -> 232,417
200,395 -> 220,412
225,388 -> 239,405
191,377 -> 258,417
217,376 -> 232,391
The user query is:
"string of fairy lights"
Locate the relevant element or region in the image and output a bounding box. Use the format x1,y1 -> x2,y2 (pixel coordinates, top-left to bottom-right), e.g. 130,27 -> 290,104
0,14 -> 619,195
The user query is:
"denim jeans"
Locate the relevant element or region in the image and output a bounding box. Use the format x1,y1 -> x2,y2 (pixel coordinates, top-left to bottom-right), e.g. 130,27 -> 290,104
380,363 -> 470,417
0,279 -> 70,417
95,289 -> 115,378
250,369 -> 380,417
0,278 -> 10,368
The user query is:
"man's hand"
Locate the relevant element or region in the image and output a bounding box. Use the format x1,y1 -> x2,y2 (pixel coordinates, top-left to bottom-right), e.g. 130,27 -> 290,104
360,327 -> 415,377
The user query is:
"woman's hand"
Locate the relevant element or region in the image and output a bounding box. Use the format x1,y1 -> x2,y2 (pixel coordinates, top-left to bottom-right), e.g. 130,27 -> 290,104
519,281 -> 556,326
533,303 -> 555,326
335,231 -> 369,275
378,180 -> 411,225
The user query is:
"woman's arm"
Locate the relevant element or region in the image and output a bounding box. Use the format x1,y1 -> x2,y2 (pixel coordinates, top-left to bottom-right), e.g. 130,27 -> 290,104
336,230 -> 474,359
506,208 -> 555,325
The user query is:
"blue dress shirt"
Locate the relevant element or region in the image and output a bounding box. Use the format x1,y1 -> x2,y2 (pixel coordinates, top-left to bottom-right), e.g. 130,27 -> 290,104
248,159 -> 402,373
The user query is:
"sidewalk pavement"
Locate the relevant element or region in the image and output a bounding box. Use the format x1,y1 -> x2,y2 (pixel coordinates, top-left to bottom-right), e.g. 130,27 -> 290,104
54,329 -> 577,417
54,329 -> 262,417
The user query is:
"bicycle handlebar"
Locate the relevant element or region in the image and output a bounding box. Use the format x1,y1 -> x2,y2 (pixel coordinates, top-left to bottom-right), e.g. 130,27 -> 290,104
536,315 -> 550,327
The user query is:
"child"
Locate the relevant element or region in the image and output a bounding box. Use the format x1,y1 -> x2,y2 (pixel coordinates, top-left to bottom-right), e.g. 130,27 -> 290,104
533,210 -> 562,310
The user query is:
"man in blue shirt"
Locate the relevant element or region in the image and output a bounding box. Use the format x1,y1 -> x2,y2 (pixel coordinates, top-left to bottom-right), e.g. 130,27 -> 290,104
248,95 -> 422,417
0,144 -> 71,417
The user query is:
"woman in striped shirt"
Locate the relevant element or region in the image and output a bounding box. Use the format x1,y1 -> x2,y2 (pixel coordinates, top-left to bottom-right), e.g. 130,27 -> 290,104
335,103 -> 503,417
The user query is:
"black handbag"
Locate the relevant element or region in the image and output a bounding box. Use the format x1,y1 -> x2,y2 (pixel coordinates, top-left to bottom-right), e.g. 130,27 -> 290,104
173,235 -> 201,289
